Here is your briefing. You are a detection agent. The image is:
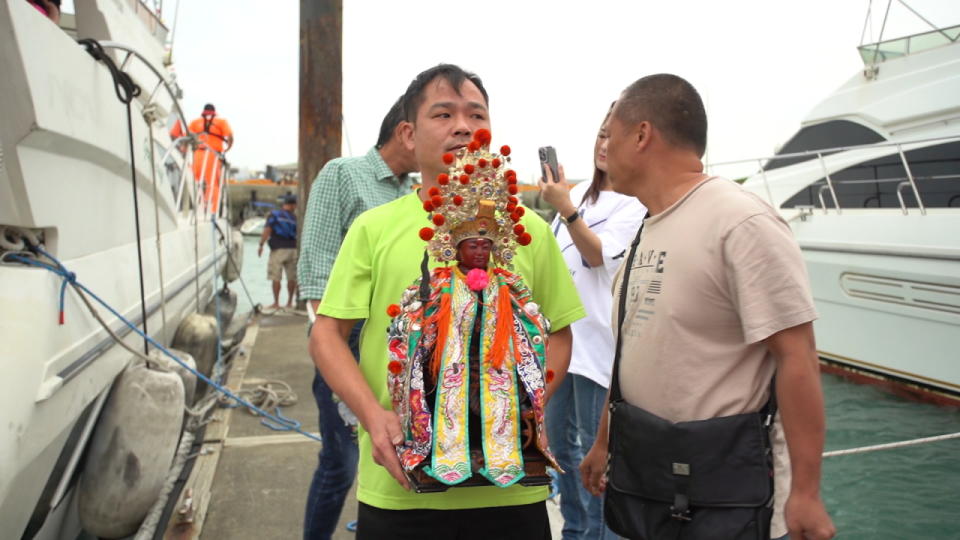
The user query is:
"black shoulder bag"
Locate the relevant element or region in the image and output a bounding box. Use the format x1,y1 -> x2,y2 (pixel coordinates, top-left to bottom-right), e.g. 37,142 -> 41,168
604,219 -> 777,540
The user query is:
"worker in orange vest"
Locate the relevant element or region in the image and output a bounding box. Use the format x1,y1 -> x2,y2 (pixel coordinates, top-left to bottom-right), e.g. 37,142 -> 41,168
170,103 -> 234,211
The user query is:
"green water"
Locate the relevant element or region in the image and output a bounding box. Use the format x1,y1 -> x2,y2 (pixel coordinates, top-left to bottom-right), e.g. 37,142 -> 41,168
234,237 -> 960,538
821,374 -> 960,539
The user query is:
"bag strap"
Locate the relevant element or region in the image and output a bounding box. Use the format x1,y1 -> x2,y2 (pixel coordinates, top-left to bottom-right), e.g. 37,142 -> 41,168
608,214 -> 778,421
609,214 -> 647,404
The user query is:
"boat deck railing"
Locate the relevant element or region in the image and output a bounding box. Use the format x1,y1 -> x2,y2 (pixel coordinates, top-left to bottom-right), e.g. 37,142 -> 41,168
100,40 -> 231,220
858,23 -> 960,66
707,134 -> 960,216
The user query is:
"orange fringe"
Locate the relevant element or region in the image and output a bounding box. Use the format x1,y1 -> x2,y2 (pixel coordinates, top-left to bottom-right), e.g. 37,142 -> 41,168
489,284 -> 515,371
429,291 -> 451,378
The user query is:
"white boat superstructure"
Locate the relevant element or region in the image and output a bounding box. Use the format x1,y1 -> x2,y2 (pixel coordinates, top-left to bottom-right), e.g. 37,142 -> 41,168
0,1 -> 236,538
711,16 -> 960,403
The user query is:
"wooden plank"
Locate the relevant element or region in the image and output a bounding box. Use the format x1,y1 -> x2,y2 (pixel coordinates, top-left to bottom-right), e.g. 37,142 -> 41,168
162,440 -> 222,540
224,432 -> 321,449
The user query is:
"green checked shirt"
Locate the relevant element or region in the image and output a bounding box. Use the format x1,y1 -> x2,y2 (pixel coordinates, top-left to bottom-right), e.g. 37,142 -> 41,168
297,147 -> 415,300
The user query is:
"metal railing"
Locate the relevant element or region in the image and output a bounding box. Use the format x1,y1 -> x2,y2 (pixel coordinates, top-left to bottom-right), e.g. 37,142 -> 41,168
707,134 -> 960,216
100,41 -> 230,221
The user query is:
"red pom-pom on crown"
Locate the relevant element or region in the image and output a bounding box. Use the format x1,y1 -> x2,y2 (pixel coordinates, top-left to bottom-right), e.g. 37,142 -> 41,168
473,128 -> 492,146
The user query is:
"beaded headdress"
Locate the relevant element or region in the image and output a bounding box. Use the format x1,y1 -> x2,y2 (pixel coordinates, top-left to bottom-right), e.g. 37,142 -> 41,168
418,129 -> 530,268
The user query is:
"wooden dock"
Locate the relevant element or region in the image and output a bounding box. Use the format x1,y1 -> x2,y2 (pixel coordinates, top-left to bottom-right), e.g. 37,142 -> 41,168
162,311 -> 356,540
162,310 -> 562,539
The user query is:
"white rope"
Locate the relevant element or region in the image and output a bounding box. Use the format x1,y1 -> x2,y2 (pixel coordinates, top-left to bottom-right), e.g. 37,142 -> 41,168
234,379 -> 298,415
823,431 -> 960,458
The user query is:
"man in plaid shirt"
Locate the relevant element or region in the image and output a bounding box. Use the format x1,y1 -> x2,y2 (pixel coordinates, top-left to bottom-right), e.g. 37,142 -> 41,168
298,96 -> 418,540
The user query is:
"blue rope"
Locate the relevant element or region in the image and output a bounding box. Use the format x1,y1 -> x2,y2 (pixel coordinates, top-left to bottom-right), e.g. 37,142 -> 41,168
260,406 -> 303,431
7,247 -> 321,443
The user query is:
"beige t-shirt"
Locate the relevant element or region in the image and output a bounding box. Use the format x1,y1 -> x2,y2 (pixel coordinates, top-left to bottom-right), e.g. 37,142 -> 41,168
612,176 -> 817,537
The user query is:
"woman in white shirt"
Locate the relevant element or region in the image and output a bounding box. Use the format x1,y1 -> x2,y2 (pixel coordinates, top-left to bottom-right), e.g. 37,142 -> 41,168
540,108 -> 645,540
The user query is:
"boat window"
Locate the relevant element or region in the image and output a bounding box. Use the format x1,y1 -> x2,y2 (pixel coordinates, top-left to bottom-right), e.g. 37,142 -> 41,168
781,141 -> 960,210
765,121 -> 886,171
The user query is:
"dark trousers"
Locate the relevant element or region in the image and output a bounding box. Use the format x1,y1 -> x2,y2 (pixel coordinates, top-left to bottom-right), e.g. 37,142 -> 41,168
357,501 -> 552,540
303,322 -> 362,540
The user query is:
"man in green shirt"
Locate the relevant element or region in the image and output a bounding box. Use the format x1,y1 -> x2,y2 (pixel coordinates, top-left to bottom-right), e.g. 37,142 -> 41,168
298,96 -> 418,540
309,64 -> 585,539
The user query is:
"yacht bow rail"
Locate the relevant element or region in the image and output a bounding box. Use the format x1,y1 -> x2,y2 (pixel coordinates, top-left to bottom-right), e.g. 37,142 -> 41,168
706,134 -> 960,215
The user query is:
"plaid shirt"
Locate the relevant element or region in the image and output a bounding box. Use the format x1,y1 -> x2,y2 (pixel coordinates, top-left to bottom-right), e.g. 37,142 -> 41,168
297,147 -> 414,300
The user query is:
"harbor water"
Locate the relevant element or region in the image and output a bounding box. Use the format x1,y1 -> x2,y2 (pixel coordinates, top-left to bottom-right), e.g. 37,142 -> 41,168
236,237 -> 960,539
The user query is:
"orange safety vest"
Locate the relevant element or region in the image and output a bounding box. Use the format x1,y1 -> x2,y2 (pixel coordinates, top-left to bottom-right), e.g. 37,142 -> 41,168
170,116 -> 234,211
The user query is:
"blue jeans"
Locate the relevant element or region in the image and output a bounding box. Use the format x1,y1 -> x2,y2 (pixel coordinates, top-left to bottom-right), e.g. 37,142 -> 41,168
546,373 -> 618,540
303,322 -> 362,540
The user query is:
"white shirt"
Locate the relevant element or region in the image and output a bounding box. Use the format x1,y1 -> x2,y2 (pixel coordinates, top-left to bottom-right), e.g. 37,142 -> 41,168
551,181 -> 646,388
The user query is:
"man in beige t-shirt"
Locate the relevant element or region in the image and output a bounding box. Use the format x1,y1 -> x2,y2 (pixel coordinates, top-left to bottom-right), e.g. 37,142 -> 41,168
581,74 -> 835,540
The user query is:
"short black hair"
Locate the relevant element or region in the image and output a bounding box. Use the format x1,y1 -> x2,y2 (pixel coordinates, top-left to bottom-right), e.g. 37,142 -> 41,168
615,74 -> 707,158
375,95 -> 406,149
401,64 -> 489,122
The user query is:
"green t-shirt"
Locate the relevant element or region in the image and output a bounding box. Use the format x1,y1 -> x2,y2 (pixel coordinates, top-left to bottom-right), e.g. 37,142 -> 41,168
318,192 -> 585,510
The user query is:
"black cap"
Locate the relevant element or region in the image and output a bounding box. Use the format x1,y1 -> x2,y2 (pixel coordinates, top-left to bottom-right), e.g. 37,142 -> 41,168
203,103 -> 216,112
283,194 -> 297,204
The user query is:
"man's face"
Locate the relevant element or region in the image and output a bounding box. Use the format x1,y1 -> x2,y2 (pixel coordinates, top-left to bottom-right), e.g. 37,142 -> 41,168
407,77 -> 490,178
457,238 -> 493,271
605,104 -> 639,196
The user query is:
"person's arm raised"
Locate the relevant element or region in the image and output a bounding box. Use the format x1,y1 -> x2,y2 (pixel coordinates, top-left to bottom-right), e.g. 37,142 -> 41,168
309,314 -> 409,490
538,164 -> 604,267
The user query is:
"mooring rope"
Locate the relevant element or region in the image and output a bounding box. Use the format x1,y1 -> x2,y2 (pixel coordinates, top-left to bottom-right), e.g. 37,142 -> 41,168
78,37 -> 149,354
5,244 -> 322,443
823,431 -> 960,458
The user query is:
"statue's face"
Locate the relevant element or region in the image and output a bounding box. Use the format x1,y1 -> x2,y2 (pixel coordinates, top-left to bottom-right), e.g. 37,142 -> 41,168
457,238 -> 493,271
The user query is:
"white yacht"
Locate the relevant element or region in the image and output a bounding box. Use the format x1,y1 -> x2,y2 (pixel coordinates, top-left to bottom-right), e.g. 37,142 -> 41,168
716,14 -> 960,404
1,1 -> 239,538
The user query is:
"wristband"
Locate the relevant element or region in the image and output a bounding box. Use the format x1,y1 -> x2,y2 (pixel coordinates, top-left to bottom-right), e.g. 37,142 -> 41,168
563,210 -> 580,225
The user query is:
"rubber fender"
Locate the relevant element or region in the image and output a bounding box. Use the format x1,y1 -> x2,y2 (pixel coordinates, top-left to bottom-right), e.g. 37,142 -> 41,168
222,229 -> 243,283
171,313 -> 218,378
204,286 -> 237,330
148,348 -> 198,406
220,311 -> 250,350
77,361 -> 185,538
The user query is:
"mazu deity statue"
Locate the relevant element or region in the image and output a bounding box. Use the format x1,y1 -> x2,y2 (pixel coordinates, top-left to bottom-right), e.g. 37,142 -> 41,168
385,129 -> 560,492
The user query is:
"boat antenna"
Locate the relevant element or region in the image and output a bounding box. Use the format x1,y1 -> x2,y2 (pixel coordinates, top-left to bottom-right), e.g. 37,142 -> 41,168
168,0 -> 182,60
860,0 -> 874,46
869,0 -> 893,66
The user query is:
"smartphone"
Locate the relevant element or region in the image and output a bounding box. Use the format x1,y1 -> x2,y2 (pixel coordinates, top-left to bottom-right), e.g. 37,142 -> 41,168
538,146 -> 560,182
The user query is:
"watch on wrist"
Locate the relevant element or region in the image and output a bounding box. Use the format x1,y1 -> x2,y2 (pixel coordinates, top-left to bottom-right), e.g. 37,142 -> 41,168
562,210 -> 580,225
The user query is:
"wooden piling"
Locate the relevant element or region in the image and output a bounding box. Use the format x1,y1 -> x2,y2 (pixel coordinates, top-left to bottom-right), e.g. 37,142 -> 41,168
296,0 -> 342,243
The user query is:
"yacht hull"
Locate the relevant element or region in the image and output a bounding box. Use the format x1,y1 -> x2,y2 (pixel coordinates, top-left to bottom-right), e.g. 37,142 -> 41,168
794,212 -> 960,404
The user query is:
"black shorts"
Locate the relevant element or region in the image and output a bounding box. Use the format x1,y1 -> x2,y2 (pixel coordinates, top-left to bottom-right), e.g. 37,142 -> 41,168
356,500 -> 551,540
